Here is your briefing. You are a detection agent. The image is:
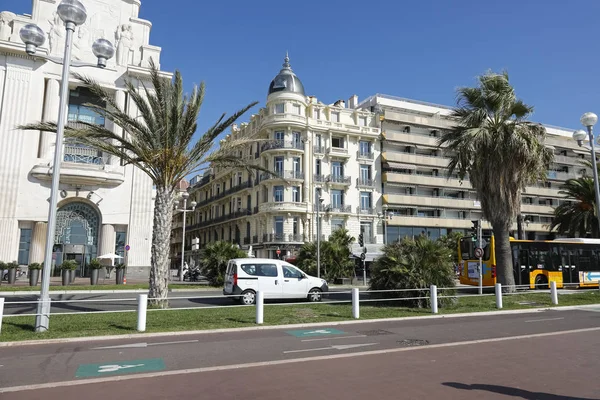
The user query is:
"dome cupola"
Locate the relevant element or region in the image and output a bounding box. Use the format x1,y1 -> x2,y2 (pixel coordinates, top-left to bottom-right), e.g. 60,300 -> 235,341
267,52 -> 305,97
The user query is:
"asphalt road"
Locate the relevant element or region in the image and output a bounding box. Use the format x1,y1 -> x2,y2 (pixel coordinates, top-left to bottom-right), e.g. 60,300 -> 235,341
1,306 -> 600,398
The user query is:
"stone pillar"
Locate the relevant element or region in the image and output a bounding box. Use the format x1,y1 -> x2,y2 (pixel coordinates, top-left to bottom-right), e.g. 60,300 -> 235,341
99,224 -> 116,263
39,78 -> 60,159
29,222 -> 48,264
110,90 -> 126,165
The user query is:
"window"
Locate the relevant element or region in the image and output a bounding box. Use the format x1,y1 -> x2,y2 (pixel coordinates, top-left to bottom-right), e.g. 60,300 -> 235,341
283,265 -> 302,279
360,164 -> 371,184
258,264 -> 278,277
292,131 -> 302,148
292,104 -> 301,115
68,88 -> 105,126
274,186 -> 284,202
359,141 -> 371,156
360,222 -> 372,242
18,228 -> 32,265
331,218 -> 344,231
274,131 -> 284,141
241,264 -> 258,275
274,216 -> 284,235
313,109 -> 320,119
274,156 -> 284,173
292,186 -> 301,202
275,103 -> 284,114
332,161 -> 343,177
315,159 -> 321,176
331,189 -> 344,208
115,231 -> 127,259
360,192 -> 372,210
331,111 -> 340,122
293,217 -> 299,235
332,137 -> 344,148
315,134 -> 322,148
292,157 -> 301,175
359,117 -> 367,126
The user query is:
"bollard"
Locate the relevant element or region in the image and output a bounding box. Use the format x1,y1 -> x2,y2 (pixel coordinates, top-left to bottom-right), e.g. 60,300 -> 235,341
495,283 -> 503,309
137,294 -> 147,332
550,281 -> 558,305
0,297 -> 4,334
256,291 -> 264,324
352,288 -> 360,319
430,285 -> 438,314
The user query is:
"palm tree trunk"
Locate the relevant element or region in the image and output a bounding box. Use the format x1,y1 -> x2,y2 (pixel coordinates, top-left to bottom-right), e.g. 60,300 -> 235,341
148,185 -> 174,308
493,224 -> 516,292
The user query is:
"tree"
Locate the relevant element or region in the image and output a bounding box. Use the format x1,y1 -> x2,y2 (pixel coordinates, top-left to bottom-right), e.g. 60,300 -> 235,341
21,61 -> 261,307
294,228 -> 355,281
550,177 -> 598,237
438,71 -> 553,291
200,241 -> 246,287
369,236 -> 455,308
295,242 -> 318,277
436,231 -> 464,265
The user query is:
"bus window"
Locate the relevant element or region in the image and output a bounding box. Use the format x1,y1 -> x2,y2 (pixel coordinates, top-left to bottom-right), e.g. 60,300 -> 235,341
460,237 -> 473,260
529,242 -> 553,271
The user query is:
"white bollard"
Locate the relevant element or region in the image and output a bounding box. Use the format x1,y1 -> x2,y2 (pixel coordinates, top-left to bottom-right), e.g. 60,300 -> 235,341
430,285 -> 438,314
256,291 -> 264,324
550,281 -> 558,305
137,294 -> 147,332
352,288 -> 360,319
495,283 -> 503,309
0,297 -> 4,334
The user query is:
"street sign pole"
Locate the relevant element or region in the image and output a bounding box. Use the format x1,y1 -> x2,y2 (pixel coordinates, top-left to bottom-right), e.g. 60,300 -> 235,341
362,259 -> 367,287
478,220 -> 483,295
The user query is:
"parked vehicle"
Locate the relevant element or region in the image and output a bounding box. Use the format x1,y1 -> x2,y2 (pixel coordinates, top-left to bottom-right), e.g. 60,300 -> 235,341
2,267 -> 26,281
223,258 -> 328,305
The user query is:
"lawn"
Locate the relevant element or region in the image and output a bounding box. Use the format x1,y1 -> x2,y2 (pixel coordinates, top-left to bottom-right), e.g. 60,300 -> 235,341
1,291 -> 599,342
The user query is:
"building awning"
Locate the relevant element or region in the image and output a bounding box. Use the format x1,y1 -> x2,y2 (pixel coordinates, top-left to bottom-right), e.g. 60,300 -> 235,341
385,162 -> 416,170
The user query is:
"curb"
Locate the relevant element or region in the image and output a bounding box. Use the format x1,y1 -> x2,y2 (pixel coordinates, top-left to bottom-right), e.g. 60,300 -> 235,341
2,303 -> 598,347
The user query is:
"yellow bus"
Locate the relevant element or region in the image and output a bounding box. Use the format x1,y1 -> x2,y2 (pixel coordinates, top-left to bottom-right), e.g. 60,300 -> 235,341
458,236 -> 600,289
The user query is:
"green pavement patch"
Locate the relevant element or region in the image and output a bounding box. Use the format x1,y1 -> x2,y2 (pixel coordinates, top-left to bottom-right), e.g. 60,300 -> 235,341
76,358 -> 165,378
1,291 -> 600,342
286,328 -> 345,337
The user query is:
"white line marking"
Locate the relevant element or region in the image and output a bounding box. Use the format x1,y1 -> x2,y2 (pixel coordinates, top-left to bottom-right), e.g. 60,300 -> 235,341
524,317 -> 565,323
284,343 -> 377,354
148,340 -> 199,347
301,335 -> 367,342
3,326 -> 600,394
93,339 -> 198,350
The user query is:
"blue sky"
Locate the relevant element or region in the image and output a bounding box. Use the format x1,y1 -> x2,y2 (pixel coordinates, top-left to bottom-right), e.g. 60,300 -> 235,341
7,0 -> 600,138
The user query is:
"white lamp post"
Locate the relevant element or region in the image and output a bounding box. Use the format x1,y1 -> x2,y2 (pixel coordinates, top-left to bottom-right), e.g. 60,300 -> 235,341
20,0 -> 115,332
316,195 -> 324,279
573,111 -> 600,234
176,192 -> 196,281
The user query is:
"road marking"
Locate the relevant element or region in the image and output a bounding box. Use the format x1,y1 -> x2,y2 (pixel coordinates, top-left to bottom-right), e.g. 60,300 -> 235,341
3,327 -> 600,393
93,340 -> 198,350
524,317 -> 565,323
75,358 -> 165,378
301,335 -> 367,342
286,328 -> 345,337
284,343 -> 377,354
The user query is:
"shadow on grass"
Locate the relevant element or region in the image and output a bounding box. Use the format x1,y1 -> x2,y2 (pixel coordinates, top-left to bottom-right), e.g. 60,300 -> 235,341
4,321 -> 35,332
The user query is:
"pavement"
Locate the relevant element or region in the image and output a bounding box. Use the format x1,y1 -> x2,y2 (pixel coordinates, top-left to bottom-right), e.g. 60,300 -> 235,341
1,306 -> 599,398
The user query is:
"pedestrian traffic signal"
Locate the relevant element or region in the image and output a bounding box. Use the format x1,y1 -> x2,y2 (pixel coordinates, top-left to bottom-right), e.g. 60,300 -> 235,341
358,233 -> 364,247
471,220 -> 480,234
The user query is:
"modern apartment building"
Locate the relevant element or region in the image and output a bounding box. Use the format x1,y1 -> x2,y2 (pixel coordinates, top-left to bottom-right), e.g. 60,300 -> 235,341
0,0 -> 164,278
357,94 -> 583,242
176,55 -> 383,261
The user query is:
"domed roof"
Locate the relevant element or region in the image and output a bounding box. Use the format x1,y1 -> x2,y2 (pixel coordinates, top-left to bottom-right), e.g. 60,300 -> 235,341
268,53 -> 305,97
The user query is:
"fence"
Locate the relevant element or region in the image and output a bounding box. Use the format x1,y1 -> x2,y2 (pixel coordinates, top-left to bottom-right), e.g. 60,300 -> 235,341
0,281 -> 586,335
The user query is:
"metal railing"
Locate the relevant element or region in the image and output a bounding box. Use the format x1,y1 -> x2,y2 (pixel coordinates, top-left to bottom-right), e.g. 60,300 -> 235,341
357,207 -> 375,215
261,140 -> 304,152
357,151 -> 374,160
326,174 -> 351,184
357,177 -> 374,187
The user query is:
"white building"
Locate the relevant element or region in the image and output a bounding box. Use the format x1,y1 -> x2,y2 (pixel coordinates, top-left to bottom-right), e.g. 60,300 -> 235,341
0,0 -> 164,278
177,55 -> 383,262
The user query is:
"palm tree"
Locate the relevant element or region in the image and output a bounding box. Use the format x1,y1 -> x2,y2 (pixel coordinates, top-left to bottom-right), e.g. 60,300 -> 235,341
21,61 -> 262,306
200,241 -> 246,286
321,228 -> 355,281
438,71 -> 553,291
551,177 -> 598,237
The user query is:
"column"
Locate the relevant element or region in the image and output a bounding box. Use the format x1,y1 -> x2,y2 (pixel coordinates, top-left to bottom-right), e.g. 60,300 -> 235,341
29,222 -> 48,263
110,90 -> 126,165
39,78 -> 60,159
99,224 -> 116,259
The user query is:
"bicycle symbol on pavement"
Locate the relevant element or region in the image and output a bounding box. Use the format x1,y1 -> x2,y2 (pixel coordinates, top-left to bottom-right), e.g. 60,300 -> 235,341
98,364 -> 145,373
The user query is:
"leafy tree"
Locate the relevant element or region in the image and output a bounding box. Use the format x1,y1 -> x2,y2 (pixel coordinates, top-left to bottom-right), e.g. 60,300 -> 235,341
438,71 -> 553,291
437,231 -> 464,264
200,241 -> 246,286
295,228 -> 355,281
295,242 -> 318,277
369,236 -> 455,307
551,177 -> 598,237
21,61 -> 261,307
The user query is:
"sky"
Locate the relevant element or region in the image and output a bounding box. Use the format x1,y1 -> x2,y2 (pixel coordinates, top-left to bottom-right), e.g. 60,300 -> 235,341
6,0 -> 600,143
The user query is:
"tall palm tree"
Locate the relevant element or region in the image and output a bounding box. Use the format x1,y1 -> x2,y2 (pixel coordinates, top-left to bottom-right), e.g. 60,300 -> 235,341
21,60 -> 262,306
551,177 -> 598,237
439,71 -> 553,291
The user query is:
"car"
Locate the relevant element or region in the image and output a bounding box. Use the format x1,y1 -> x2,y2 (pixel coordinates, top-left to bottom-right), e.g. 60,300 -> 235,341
223,258 -> 328,305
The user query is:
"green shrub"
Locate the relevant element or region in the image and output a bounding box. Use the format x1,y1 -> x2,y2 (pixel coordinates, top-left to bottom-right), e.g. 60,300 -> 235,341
60,260 -> 78,270
89,259 -> 103,270
28,263 -> 42,270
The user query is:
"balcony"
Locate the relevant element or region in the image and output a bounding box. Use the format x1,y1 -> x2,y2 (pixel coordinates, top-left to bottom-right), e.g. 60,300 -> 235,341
383,194 -> 482,210
243,237 -> 251,245
314,174 -> 326,184
382,152 -> 449,168
327,146 -> 350,158
259,201 -> 308,213
194,181 -> 252,207
261,140 -> 304,153
262,233 -> 307,243
547,171 -> 579,181
357,151 -> 374,160
314,145 -> 325,154
357,207 -> 375,215
326,174 -> 351,185
357,177 -> 374,188
260,170 -> 304,182
328,204 -> 352,213
383,171 -> 472,189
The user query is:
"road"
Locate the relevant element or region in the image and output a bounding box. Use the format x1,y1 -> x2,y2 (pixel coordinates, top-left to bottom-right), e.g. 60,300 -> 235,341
1,306 -> 599,398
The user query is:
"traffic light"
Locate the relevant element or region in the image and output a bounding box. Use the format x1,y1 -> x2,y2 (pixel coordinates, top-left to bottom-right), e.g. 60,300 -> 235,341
358,233 -> 364,247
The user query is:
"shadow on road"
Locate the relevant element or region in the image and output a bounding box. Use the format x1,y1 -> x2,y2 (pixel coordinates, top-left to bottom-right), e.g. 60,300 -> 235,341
442,382 -> 596,400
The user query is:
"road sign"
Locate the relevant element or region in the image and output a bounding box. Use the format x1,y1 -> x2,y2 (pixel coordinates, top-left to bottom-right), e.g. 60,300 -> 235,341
75,358 -> 165,378
360,253 -> 366,261
125,244 -> 130,251
476,238 -> 488,248
286,328 -> 345,337
474,247 -> 484,258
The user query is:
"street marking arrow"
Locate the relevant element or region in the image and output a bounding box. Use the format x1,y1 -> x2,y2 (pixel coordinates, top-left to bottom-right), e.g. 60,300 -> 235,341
93,340 -> 198,350
283,343 -> 377,354
98,364 -> 145,373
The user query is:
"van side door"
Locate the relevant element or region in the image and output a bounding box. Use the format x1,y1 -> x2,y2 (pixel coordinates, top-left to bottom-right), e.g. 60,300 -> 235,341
256,263 -> 283,299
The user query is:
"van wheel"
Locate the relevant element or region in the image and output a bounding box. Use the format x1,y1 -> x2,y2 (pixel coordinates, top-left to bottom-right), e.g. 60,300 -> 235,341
535,275 -> 548,290
307,288 -> 322,302
240,290 -> 256,305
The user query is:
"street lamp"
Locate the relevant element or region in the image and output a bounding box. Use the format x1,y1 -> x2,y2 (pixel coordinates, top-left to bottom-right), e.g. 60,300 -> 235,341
573,111 -> 600,234
175,192 -> 196,281
316,195 -> 324,279
21,0 -> 115,332
378,206 -> 392,245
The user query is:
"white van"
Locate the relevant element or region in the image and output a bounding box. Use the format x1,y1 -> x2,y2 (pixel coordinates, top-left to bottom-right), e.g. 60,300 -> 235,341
223,258 -> 328,305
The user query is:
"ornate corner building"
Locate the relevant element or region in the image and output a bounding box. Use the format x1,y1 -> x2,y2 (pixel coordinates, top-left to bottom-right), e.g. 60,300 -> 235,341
0,0 -> 166,278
